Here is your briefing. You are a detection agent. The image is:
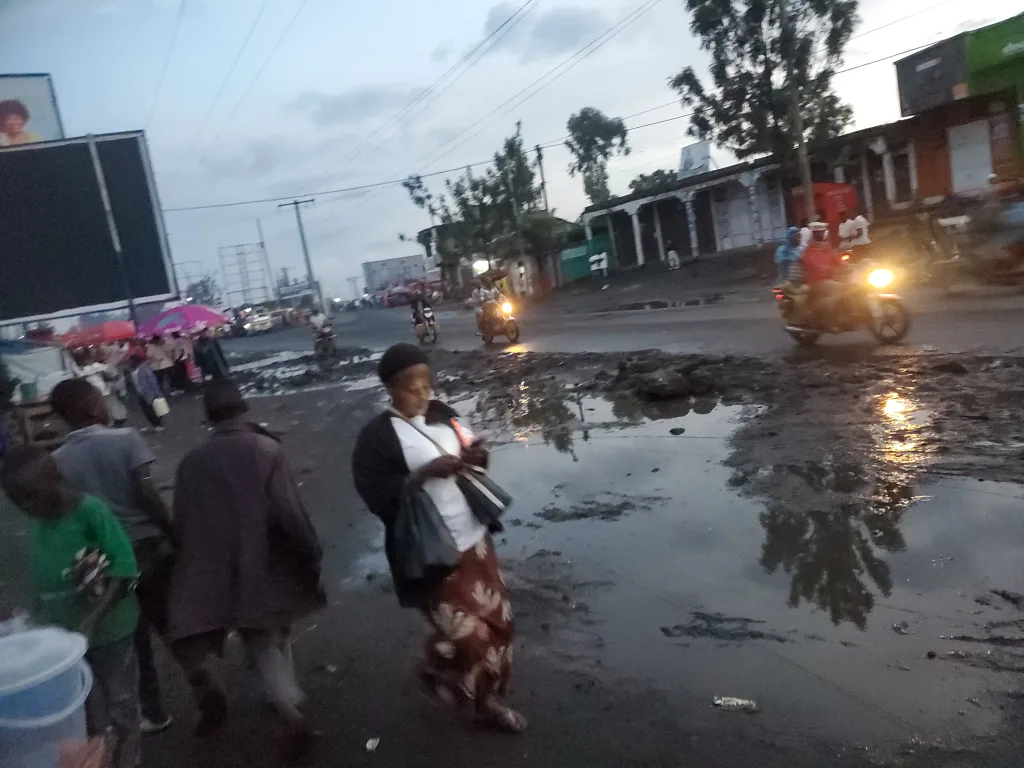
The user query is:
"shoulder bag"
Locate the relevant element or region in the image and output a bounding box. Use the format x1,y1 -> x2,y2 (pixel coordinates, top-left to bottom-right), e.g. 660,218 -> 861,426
390,409 -> 511,532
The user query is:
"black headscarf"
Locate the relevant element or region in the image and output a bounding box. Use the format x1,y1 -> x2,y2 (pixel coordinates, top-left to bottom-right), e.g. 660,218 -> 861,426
378,343 -> 428,385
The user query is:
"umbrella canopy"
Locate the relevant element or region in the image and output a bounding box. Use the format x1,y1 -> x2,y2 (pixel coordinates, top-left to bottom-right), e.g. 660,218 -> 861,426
138,304 -> 230,337
61,321 -> 137,349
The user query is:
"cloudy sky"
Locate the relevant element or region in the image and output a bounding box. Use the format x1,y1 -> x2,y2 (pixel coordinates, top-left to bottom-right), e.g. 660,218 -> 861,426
0,0 -> 1017,300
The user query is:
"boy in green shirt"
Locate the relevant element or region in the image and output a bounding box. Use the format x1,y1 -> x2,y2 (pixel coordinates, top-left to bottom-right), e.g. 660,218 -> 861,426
1,446 -> 141,768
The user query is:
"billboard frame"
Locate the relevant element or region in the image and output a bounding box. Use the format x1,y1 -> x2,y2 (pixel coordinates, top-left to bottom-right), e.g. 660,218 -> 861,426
0,72 -> 66,140
0,130 -> 178,327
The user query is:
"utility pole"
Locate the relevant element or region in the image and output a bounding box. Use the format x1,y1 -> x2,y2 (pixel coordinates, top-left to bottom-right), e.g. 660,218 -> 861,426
278,199 -> 325,311
778,0 -> 816,221
255,219 -> 277,301
535,144 -> 550,212
505,167 -> 526,264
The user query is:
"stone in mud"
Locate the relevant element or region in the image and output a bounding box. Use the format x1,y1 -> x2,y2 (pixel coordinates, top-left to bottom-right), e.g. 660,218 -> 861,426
633,369 -> 690,399
933,359 -> 969,375
687,369 -> 715,395
669,427 -> 686,436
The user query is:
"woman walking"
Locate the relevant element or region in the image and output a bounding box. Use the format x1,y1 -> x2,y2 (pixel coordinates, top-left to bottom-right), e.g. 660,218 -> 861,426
128,356 -> 165,432
352,343 -> 525,733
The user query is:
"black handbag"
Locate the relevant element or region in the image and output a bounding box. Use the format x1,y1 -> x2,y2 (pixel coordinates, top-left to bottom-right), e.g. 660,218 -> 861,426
391,409 -> 512,532
392,482 -> 460,582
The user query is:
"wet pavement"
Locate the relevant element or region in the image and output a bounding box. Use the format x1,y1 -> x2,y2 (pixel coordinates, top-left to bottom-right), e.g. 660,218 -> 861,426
3,313 -> 1024,766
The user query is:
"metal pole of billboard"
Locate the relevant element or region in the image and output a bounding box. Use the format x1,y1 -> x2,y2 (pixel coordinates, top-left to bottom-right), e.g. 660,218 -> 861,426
278,199 -> 325,311
87,135 -> 138,327
255,219 -> 277,301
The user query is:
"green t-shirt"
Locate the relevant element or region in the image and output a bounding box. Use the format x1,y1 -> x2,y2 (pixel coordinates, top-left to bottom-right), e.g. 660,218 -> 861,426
31,494 -> 139,645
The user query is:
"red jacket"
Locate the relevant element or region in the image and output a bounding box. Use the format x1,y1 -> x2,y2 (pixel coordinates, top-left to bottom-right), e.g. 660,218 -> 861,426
802,242 -> 842,284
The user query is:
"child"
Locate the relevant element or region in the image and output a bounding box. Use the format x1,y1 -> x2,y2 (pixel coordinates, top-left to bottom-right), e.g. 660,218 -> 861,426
1,447 -> 141,768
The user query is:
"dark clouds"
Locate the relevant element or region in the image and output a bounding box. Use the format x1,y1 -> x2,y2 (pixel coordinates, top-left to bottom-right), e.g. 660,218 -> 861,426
483,2 -> 609,62
289,84 -> 424,127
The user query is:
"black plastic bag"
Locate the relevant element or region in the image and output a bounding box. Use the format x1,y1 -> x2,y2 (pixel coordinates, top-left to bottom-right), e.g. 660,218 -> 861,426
456,465 -> 511,533
392,482 -> 460,582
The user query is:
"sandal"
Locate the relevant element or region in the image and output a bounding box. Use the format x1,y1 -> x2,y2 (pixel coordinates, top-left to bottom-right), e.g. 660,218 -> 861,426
481,700 -> 528,734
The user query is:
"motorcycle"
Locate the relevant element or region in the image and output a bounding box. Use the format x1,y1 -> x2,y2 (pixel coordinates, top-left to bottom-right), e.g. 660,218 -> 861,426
479,300 -> 521,345
414,306 -> 438,344
313,325 -> 337,360
773,263 -> 910,346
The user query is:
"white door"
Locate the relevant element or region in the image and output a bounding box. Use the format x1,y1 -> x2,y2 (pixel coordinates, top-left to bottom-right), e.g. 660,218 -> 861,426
948,121 -> 993,195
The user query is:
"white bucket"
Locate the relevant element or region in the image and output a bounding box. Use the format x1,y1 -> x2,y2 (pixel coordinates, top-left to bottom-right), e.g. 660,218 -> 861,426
0,660 -> 92,768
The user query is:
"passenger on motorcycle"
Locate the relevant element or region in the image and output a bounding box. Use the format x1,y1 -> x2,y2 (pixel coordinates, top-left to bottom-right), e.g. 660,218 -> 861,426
775,226 -> 803,285
472,278 -> 506,332
801,222 -> 845,328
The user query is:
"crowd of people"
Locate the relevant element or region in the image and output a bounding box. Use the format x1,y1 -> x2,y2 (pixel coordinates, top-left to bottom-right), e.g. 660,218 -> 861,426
69,329 -> 230,433
0,341 -> 525,767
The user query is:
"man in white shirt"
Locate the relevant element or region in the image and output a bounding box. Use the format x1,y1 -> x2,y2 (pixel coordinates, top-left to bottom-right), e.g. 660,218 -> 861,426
838,209 -> 871,252
666,241 -> 681,270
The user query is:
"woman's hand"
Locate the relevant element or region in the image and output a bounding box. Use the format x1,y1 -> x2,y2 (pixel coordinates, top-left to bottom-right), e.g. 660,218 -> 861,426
413,455 -> 464,483
462,438 -> 488,468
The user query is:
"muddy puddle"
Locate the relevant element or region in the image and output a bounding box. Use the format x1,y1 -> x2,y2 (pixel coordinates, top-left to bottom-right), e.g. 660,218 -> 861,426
341,383 -> 1024,755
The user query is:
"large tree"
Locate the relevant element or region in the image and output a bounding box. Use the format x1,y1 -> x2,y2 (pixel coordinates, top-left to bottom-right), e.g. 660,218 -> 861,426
669,0 -> 857,161
565,107 -> 630,205
629,169 -> 678,195
184,276 -> 220,307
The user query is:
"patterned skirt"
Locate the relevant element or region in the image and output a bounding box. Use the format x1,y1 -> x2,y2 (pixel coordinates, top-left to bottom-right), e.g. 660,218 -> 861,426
422,535 -> 513,706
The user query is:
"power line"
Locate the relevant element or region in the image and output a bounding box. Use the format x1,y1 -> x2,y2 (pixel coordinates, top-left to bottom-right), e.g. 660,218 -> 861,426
194,0 -> 312,166
176,0 -> 272,160
144,0 -> 188,131
309,0 -> 539,190
163,38 -> 938,214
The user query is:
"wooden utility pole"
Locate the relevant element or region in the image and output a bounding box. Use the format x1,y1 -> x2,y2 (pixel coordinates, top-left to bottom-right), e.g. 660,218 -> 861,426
536,144 -> 550,212
778,0 -> 816,221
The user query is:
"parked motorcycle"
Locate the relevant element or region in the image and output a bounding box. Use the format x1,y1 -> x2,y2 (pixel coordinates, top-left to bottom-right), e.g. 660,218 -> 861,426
414,307 -> 438,344
773,264 -> 910,346
479,301 -> 521,345
314,325 -> 337,360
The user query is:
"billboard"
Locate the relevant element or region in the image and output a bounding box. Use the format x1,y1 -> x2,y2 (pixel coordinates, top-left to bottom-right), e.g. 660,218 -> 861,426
895,37 -> 969,117
0,131 -> 176,324
679,140 -> 711,179
0,73 -> 64,147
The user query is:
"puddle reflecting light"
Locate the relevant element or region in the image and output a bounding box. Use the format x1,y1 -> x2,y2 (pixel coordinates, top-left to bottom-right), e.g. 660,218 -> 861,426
882,395 -> 910,420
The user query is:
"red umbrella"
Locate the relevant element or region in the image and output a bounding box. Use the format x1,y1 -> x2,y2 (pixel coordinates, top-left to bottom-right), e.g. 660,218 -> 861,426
61,321 -> 137,349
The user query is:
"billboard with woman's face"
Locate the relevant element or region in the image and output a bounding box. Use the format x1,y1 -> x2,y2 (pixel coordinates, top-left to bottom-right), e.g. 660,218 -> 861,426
0,73 -> 64,147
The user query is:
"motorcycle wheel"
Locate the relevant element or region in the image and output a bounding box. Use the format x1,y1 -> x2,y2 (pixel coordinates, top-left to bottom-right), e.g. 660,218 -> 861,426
870,297 -> 910,344
786,329 -> 820,346
482,334 -> 494,345
505,320 -> 520,343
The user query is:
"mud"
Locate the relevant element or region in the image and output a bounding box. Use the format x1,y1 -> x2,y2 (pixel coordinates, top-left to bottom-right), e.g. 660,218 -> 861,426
216,343 -> 1024,763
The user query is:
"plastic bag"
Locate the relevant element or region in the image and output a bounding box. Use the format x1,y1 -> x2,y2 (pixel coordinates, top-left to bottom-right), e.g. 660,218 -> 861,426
392,484 -> 459,582
456,466 -> 510,533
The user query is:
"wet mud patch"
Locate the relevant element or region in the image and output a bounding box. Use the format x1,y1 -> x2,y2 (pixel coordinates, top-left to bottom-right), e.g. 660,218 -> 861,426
536,493 -> 667,523
660,612 -> 792,644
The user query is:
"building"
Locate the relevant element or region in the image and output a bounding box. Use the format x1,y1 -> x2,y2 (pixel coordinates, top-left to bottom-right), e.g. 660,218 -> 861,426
362,255 -> 427,292
573,13 -> 1023,278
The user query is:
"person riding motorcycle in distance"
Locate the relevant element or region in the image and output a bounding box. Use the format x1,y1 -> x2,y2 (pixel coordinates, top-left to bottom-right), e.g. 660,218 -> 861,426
801,221 -> 845,329
473,277 -> 506,332
410,289 -> 432,326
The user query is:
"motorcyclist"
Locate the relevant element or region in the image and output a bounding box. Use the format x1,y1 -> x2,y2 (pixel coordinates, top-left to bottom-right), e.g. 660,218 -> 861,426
473,277 -> 506,333
801,221 -> 845,329
410,289 -> 432,326
310,310 -> 328,333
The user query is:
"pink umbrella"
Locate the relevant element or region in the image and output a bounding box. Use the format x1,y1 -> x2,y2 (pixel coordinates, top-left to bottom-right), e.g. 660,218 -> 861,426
138,304 -> 230,337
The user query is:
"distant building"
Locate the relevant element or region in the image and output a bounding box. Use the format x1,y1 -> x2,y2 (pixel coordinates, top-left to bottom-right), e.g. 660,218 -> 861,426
362,255 -> 427,292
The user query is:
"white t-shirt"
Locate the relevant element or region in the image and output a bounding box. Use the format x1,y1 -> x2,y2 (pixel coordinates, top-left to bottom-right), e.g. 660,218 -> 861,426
839,215 -> 871,247
78,363 -> 112,396
391,415 -> 487,553
799,227 -> 812,249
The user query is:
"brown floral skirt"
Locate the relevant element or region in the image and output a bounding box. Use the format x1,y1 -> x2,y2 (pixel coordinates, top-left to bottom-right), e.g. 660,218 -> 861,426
422,535 -> 513,706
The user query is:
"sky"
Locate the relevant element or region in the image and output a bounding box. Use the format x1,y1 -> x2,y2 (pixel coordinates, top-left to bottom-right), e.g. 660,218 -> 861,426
0,0 -> 1019,302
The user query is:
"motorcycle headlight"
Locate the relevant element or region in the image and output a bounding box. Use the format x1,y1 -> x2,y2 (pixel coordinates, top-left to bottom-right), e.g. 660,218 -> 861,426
501,302 -> 513,314
867,268 -> 894,289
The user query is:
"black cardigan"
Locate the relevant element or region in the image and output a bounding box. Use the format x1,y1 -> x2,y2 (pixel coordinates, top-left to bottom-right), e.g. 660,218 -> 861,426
351,401 -> 459,607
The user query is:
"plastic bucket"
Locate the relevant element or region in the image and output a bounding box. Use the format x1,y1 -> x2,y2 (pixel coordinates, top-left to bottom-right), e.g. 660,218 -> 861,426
0,661 -> 92,768
0,630 -> 88,720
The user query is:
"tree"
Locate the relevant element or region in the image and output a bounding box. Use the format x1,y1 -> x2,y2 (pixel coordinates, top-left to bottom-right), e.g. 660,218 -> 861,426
184,276 -> 220,307
669,0 -> 857,162
565,108 -> 630,205
629,169 -> 678,195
